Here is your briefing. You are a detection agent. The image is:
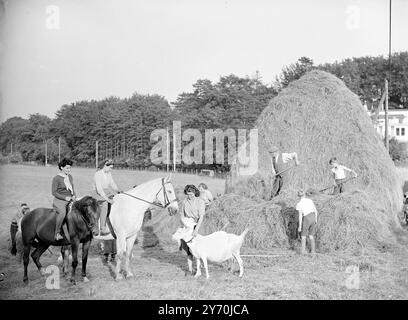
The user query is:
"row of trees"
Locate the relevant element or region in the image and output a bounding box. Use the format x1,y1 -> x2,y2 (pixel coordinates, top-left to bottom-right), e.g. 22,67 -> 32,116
1,52 -> 407,169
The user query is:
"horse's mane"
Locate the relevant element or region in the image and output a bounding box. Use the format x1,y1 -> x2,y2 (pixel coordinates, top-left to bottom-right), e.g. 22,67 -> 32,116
130,177 -> 164,191
72,196 -> 97,216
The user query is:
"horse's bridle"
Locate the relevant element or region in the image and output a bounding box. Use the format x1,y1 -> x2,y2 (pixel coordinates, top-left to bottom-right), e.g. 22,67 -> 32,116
80,212 -> 94,232
120,178 -> 177,209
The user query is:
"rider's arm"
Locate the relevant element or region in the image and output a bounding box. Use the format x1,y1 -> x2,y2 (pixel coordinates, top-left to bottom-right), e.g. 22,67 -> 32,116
52,176 -> 71,201
109,173 -> 120,193
69,175 -> 76,200
95,172 -> 112,203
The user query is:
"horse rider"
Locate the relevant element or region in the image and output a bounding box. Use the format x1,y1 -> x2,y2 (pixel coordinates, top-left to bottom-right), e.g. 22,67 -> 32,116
268,146 -> 300,199
94,159 -> 121,235
296,189 -> 318,255
329,157 -> 357,194
52,158 -> 76,241
10,203 -> 30,255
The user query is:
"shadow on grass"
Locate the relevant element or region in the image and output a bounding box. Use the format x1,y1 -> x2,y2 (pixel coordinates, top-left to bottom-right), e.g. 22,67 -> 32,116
140,226 -> 191,275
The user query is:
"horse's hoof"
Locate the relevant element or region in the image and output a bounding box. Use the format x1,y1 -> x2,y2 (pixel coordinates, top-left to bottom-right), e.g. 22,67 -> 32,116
70,279 -> 76,285
83,277 -> 90,283
115,274 -> 124,281
23,278 -> 28,284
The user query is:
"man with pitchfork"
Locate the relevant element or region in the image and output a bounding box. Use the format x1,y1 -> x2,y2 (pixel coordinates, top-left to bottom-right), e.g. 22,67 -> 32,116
268,146 -> 300,199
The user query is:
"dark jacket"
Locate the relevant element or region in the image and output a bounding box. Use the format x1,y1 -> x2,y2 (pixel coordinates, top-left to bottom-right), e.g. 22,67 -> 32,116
52,175 -> 75,200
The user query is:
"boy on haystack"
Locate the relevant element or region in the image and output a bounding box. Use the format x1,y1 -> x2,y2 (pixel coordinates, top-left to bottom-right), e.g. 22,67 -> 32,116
296,190 -> 318,255
329,157 -> 357,194
268,146 -> 300,199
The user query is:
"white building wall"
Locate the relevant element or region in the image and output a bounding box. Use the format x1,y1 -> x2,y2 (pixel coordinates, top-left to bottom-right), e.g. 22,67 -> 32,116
369,110 -> 408,143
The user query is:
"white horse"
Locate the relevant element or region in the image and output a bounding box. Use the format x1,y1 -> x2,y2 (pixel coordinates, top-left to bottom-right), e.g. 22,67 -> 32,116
94,176 -> 178,280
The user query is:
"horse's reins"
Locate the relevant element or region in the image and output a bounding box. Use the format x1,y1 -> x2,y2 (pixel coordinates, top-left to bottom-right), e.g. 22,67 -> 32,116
120,178 -> 177,209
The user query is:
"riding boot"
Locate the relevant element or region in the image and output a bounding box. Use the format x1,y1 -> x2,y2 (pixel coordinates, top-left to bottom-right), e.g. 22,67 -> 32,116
300,237 -> 306,255
103,254 -> 109,265
310,237 -> 316,255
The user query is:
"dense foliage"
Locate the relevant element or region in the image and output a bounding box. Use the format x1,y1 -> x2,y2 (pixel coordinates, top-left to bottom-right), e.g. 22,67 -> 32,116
1,52 -> 407,169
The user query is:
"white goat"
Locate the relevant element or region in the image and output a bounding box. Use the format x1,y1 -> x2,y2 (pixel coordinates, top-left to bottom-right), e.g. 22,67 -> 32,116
172,226 -> 249,279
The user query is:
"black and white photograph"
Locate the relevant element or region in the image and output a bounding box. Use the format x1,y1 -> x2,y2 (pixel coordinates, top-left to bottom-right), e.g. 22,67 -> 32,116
0,0 -> 408,306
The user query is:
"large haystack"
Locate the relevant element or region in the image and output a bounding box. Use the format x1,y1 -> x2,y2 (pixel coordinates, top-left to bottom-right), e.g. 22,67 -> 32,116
216,70 -> 403,253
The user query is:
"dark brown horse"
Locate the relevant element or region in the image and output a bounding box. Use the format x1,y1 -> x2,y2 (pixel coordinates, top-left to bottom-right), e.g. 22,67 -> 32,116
21,196 -> 103,284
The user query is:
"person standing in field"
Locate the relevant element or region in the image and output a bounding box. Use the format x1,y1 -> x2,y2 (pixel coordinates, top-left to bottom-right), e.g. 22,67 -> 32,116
52,158 -> 76,241
10,203 -> 30,255
296,189 -> 318,255
179,185 -> 206,273
103,239 -> 117,264
198,183 -> 213,207
94,159 -> 121,235
268,146 -> 300,199
329,157 -> 357,194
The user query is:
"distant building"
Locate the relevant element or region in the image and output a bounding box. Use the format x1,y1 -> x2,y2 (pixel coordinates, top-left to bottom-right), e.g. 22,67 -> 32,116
368,109 -> 408,143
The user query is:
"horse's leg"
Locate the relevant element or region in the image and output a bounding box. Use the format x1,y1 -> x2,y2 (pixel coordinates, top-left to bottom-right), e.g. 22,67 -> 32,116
70,242 -> 79,285
30,242 -> 50,276
81,241 -> 91,282
115,235 -> 126,281
23,244 -> 31,283
61,246 -> 70,277
125,234 -> 138,278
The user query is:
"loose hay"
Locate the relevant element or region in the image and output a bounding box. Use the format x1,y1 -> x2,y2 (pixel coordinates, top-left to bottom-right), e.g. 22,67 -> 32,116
220,70 -> 403,253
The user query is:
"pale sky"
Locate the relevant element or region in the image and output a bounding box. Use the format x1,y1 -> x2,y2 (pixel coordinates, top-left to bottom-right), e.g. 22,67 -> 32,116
0,0 -> 407,122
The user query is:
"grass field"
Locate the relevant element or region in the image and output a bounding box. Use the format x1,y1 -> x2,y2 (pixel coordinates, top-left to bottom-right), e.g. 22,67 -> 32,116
1,164 -> 408,300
